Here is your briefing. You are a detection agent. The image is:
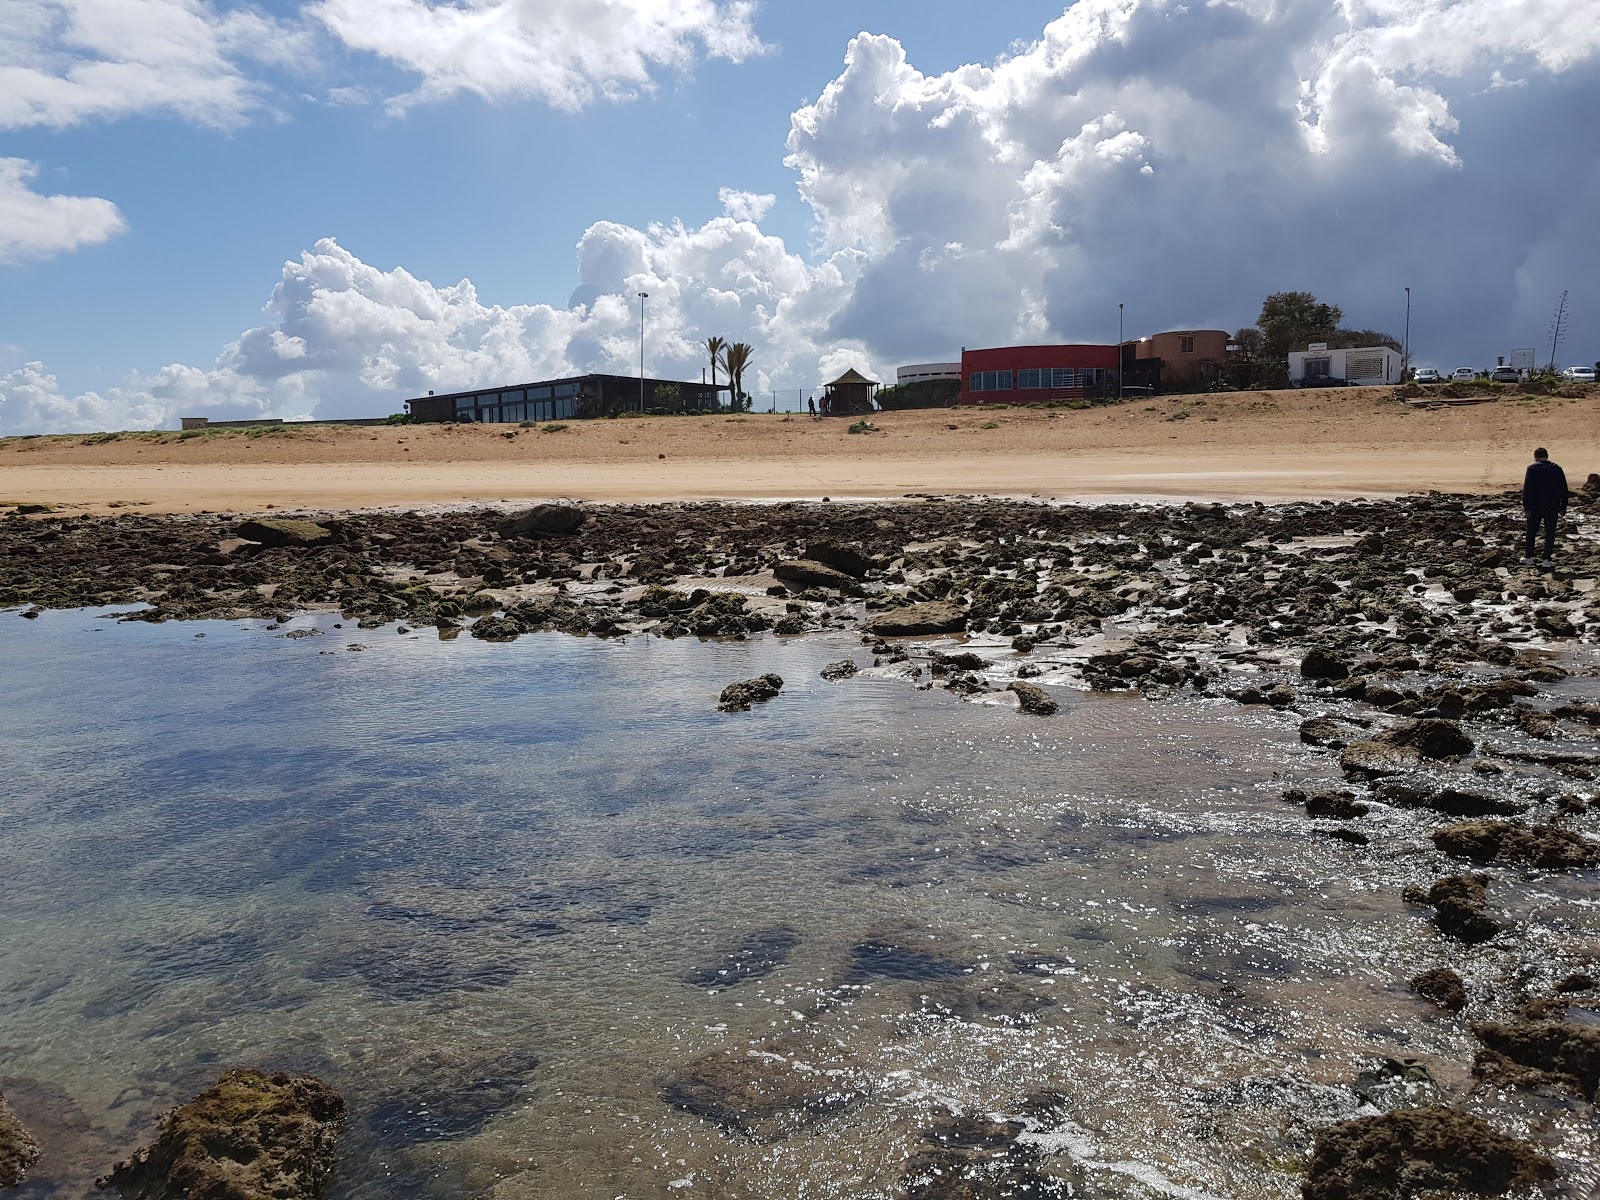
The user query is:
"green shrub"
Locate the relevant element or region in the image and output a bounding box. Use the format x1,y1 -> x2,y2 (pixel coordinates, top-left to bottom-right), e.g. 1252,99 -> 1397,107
981,420 -> 999,429
383,413 -> 415,425
542,423 -> 569,432
846,420 -> 877,434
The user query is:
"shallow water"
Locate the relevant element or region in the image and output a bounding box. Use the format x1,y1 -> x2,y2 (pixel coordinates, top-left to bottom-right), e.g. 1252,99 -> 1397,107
1,611 -> 1595,1198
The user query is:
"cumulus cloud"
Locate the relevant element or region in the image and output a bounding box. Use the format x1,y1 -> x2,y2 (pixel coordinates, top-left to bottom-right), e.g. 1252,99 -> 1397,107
310,0 -> 766,112
0,158 -> 126,262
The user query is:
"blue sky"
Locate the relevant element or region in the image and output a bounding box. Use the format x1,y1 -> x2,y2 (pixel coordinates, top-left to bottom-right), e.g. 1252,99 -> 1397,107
3,0 -> 1598,431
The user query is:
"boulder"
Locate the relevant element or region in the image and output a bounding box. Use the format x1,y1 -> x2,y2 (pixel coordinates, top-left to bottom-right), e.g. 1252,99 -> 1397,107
233,518 -> 333,547
1302,1107 -> 1551,1200
1339,741 -> 1420,779
860,600 -> 967,637
96,1068 -> 344,1200
498,504 -> 585,538
1300,716 -> 1358,748
0,1091 -> 41,1188
1007,681 -> 1059,715
1381,718 -> 1474,759
802,541 -> 873,578
1416,873 -> 1501,943
1300,647 -> 1351,680
1472,1019 -> 1600,1100
773,559 -> 858,591
819,659 -> 858,682
718,674 -> 784,712
1411,967 -> 1468,1014
1433,820 -> 1600,869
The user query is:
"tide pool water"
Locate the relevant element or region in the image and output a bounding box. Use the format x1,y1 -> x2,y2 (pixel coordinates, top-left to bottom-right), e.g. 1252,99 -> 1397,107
1,611 -> 1594,1198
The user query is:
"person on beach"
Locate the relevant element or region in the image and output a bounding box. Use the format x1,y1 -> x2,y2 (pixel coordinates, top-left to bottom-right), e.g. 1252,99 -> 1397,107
808,396 -> 817,418
1521,447 -> 1568,567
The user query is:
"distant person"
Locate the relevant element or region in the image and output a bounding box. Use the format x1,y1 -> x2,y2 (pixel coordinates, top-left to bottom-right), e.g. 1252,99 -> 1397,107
808,396 -> 817,418
1521,447 -> 1569,567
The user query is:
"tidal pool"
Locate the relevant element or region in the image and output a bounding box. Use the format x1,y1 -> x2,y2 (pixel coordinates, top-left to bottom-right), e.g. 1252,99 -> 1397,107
0,610 -> 1593,1198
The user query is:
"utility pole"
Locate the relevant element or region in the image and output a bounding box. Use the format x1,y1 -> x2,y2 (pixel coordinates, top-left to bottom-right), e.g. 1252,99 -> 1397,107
1547,290 -> 1568,372
1118,302 -> 1124,400
637,292 -> 648,412
1403,286 -> 1410,379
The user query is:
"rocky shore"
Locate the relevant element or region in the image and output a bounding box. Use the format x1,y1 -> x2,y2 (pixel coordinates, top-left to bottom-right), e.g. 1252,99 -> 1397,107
4,488 -> 1598,1196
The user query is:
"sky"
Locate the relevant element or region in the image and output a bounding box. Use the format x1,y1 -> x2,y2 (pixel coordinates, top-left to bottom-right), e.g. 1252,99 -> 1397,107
2,0 -> 1598,432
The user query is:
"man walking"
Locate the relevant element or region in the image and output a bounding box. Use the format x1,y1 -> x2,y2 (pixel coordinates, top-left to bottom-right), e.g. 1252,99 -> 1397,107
1521,447 -> 1569,567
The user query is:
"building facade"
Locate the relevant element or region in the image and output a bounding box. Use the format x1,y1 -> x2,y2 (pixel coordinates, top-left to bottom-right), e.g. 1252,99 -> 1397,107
1287,345 -> 1402,387
958,345 -> 1121,405
896,362 -> 961,385
405,374 -> 724,423
1127,329 -> 1229,389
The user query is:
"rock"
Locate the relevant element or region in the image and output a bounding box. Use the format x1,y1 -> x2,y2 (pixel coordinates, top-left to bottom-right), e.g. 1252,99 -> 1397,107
96,1068 -> 344,1200
1302,1107 -> 1552,1200
773,559 -> 858,591
1432,820 -> 1600,869
1411,967 -> 1468,1014
233,518 -> 333,547
1303,790 -> 1368,819
1380,718 -> 1474,759
718,673 -> 784,712
1415,873 -> 1502,944
860,600 -> 967,637
1300,647 -> 1351,679
1339,741 -> 1420,779
661,1044 -> 866,1138
1300,716 -> 1359,748
802,541 -> 872,578
819,659 -> 859,682
0,1091 -> 41,1188
1472,1020 -> 1600,1100
497,503 -> 585,538
467,614 -> 521,642
1373,780 -> 1521,817
1007,680 -> 1059,715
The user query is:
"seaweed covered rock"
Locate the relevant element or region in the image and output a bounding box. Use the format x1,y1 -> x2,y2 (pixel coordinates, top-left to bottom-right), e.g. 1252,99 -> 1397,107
1472,1019 -> 1600,1101
1302,1106 -> 1552,1200
1410,967 -> 1468,1014
96,1068 -> 344,1200
717,674 -> 783,712
234,518 -> 333,548
0,1091 -> 41,1188
1380,718 -> 1474,759
661,1045 -> 865,1139
819,659 -> 858,682
497,504 -> 585,539
1007,680 -> 1059,716
1433,820 -> 1600,869
1405,873 -> 1501,944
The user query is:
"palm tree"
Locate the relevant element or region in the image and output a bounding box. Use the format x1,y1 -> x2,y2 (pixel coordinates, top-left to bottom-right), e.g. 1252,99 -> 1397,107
721,342 -> 753,411
704,336 -> 726,409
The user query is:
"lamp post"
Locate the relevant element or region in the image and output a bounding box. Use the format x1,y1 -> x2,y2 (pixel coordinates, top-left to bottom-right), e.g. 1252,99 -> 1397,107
637,291 -> 648,413
1118,302 -> 1124,401
1403,287 -> 1411,380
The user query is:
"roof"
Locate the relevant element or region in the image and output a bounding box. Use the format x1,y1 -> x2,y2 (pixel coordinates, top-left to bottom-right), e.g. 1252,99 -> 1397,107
826,367 -> 879,387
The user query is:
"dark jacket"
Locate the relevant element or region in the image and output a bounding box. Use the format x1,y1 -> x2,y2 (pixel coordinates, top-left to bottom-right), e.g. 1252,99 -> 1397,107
1523,459 -> 1569,513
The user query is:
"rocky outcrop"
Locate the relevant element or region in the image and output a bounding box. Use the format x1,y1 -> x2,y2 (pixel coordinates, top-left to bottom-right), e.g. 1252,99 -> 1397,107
1007,680 -> 1059,715
1433,820 -> 1600,869
233,518 -> 334,547
0,1091 -> 41,1188
860,600 -> 966,637
1404,873 -> 1501,943
1300,647 -> 1351,680
802,541 -> 872,578
773,559 -> 858,591
1472,1019 -> 1600,1100
1302,1107 -> 1552,1200
1381,718 -> 1474,759
497,504 -> 585,538
96,1069 -> 344,1200
718,674 -> 783,712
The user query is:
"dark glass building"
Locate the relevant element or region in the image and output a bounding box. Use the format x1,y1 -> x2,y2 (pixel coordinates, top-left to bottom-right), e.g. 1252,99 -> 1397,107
405,374 -> 724,423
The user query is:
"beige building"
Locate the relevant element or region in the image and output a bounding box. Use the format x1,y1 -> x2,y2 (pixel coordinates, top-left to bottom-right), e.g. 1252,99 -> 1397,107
1126,329 -> 1230,389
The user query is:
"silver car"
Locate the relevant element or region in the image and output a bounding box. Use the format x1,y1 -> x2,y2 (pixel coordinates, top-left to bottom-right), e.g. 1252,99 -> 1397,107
1451,367 -> 1476,381
1413,368 -> 1441,383
1562,365 -> 1596,382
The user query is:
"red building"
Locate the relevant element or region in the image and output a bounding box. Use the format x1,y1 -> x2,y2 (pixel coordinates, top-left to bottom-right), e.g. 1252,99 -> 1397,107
958,344 -> 1121,405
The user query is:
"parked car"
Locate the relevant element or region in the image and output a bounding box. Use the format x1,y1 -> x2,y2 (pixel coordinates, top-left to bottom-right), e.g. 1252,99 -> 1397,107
1413,368 -> 1441,383
1489,366 -> 1521,383
1451,367 -> 1476,381
1562,365 -> 1597,382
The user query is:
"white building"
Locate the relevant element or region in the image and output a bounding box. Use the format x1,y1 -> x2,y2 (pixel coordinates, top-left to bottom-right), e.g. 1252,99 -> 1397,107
1288,344 -> 1403,387
896,362 -> 962,385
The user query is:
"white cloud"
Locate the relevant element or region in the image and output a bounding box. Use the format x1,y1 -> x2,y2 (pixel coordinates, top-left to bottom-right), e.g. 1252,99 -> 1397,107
310,0 -> 766,112
0,158 -> 126,263
0,0 -> 309,130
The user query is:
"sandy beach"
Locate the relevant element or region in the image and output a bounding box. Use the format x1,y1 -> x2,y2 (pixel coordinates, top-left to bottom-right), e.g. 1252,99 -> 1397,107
2,385 -> 1595,515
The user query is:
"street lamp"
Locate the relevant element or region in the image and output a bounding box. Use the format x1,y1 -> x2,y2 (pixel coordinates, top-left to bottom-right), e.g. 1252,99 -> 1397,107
637,291 -> 648,413
1118,302 -> 1124,401
1403,287 -> 1411,380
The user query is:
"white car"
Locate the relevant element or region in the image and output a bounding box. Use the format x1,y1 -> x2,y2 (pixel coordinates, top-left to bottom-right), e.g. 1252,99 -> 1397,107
1451,367 -> 1476,381
1413,368 -> 1441,383
1562,365 -> 1596,382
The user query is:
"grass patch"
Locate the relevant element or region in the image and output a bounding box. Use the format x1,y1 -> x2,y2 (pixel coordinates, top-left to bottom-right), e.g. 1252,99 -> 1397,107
980,420 -> 999,429
541,423 -> 569,433
847,420 -> 878,434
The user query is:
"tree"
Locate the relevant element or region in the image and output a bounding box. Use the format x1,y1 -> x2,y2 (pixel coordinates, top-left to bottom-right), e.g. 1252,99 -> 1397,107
721,342 -> 753,411
1232,327 -> 1265,361
704,335 -> 726,405
1257,291 -> 1343,361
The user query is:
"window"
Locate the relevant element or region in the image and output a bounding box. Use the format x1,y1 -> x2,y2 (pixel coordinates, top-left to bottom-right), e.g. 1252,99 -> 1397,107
1305,358 -> 1331,380
501,389 -> 526,406
1180,336 -> 1195,354
453,395 -> 475,412
555,383 -> 578,397
529,385 -> 552,400
1018,369 -> 1043,389
556,398 -> 576,419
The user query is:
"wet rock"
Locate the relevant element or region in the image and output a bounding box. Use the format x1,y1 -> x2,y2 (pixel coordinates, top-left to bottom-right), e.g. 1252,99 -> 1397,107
1007,680 -> 1059,716
773,559 -> 858,592
1319,827 -> 1370,846
661,1044 -> 866,1138
919,978 -> 1054,1025
1372,780 -> 1521,817
1300,647 -> 1351,680
930,650 -> 988,672
1302,790 -> 1368,819
1381,718 -> 1474,759
1351,1058 -> 1442,1110
1432,820 -> 1600,869
234,518 -> 333,547
1410,967 -> 1468,1014
467,614 -> 521,642
1472,1020 -> 1600,1100
819,659 -> 858,682
1300,716 -> 1360,748
1229,683 -> 1296,707
717,673 -> 784,712
802,541 -> 872,578
96,1068 -> 344,1200
899,1110 -> 1067,1199
1302,1106 -> 1552,1200
860,599 -> 967,637
497,503 -> 585,538
1339,741 -> 1421,779
1406,873 -> 1501,944
0,1091 -> 41,1188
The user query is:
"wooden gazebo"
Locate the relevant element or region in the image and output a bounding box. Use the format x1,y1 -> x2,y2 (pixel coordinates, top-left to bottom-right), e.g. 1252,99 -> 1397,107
820,367 -> 878,415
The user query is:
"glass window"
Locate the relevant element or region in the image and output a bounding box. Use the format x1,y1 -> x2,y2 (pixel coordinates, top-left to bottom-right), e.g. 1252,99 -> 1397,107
556,398 -> 575,419
555,383 -> 577,397
995,371 -> 1012,389
1017,369 -> 1041,388
501,389 -> 525,406
453,395 -> 474,411
969,372 -> 984,391
529,385 -> 552,400
1180,336 -> 1195,354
